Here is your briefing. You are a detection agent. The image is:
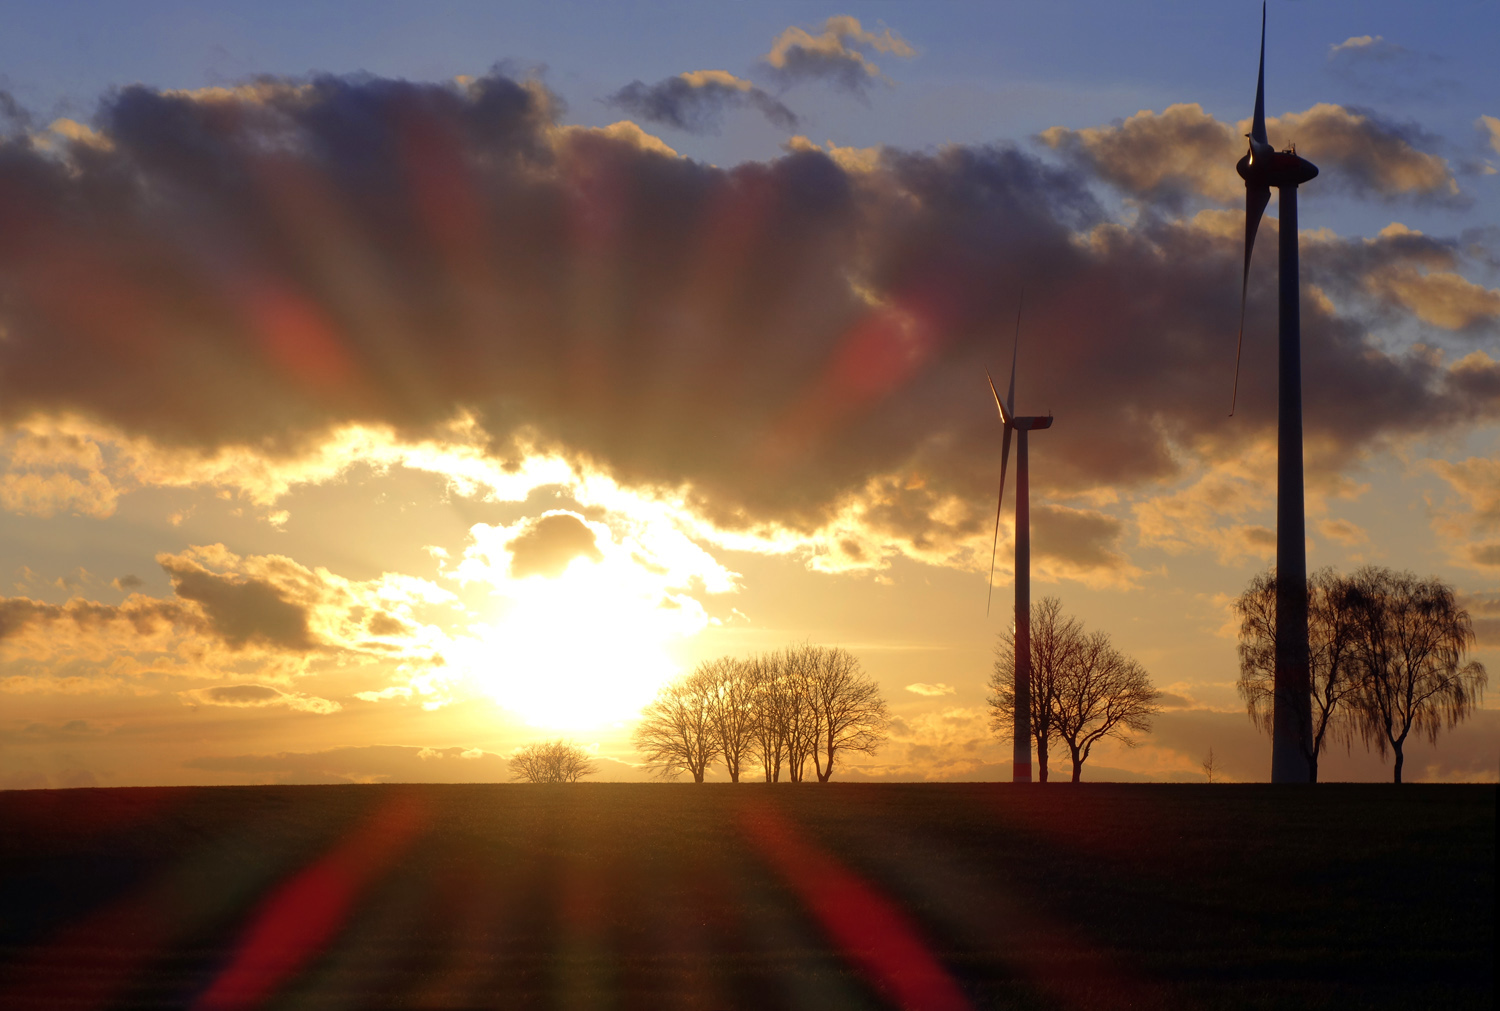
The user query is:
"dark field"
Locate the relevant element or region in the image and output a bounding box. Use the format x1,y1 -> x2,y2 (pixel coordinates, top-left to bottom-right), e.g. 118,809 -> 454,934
0,784 -> 1492,1010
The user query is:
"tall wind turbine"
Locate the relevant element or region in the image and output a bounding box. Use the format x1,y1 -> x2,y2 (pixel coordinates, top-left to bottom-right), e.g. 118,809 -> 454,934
1233,3 -> 1318,783
986,306 -> 1052,784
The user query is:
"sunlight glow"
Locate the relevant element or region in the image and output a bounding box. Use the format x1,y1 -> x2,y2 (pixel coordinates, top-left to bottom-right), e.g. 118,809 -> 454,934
451,513 -> 723,730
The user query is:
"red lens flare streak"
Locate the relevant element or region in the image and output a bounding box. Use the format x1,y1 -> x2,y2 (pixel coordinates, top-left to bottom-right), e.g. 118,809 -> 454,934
740,800 -> 971,1011
192,791 -> 429,1011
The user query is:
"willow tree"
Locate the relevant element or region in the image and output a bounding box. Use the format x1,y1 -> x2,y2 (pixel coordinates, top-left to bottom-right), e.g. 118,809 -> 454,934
1341,567 -> 1487,783
1235,568 -> 1363,782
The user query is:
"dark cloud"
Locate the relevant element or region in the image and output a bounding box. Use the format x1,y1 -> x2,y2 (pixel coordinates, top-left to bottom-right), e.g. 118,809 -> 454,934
202,684 -> 281,703
161,561 -> 316,651
181,683 -> 339,712
606,72 -> 797,134
507,512 -> 603,578
0,594 -> 198,641
1031,505 -> 1128,573
367,611 -> 409,636
0,90 -> 31,134
0,72 -> 1494,559
0,718 -> 115,743
113,574 -> 145,591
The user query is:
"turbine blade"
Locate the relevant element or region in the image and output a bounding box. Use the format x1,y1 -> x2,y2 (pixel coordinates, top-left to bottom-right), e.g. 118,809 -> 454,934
1231,183 -> 1272,416
986,368 -> 1013,426
1251,2 -> 1267,146
986,424 -> 1014,617
1007,298 -> 1021,416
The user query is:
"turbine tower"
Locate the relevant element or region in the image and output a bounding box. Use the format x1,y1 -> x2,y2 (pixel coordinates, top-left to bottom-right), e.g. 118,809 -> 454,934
1233,3 -> 1318,783
986,308 -> 1052,784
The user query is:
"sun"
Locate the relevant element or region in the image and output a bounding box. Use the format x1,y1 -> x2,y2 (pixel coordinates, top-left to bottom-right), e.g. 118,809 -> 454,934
451,512 -> 718,731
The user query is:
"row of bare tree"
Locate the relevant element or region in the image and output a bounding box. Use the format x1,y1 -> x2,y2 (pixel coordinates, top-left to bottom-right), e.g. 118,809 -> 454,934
1235,566 -> 1487,783
632,644 -> 890,783
987,598 -> 1161,783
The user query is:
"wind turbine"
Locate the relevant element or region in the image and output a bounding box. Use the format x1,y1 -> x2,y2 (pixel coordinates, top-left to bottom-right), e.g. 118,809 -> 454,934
986,304 -> 1052,784
1233,3 -> 1317,783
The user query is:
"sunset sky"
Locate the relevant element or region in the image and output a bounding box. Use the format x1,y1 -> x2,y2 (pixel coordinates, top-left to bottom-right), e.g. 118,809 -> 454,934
1,1 -> 1496,787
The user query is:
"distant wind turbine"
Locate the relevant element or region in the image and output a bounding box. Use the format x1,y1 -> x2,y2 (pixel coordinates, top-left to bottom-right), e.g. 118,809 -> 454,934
986,302 -> 1052,785
1232,3 -> 1318,783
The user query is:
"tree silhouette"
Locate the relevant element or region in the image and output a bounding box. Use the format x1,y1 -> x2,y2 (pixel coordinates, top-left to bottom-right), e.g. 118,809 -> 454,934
801,644 -> 889,782
1050,630 -> 1160,782
1235,567 -> 1363,782
508,739 -> 598,783
988,597 -> 1080,783
698,657 -> 758,783
633,674 -> 718,782
1341,567 -> 1487,783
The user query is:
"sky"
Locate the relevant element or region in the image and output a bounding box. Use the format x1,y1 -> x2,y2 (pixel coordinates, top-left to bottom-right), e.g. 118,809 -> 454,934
1,1 -> 1496,788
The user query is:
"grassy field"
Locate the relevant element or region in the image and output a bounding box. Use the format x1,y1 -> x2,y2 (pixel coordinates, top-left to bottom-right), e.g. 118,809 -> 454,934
0,783 -> 1491,1010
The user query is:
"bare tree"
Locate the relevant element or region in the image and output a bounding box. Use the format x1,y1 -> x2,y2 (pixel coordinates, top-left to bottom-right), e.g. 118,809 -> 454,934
1051,630 -> 1161,782
509,739 -> 598,783
774,645 -> 822,780
804,645 -> 889,782
1201,747 -> 1219,784
632,673 -> 718,782
743,651 -> 787,782
1235,567 -> 1362,782
988,597 -> 1081,782
1341,567 -> 1488,783
698,656 -> 757,782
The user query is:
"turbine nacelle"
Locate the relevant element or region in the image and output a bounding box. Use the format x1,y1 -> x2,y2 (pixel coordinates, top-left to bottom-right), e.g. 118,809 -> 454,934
1236,148 -> 1319,188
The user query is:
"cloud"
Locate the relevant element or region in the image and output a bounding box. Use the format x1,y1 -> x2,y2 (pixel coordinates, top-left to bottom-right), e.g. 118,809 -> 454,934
1481,116 -> 1500,157
1039,104 -> 1243,207
0,593 -> 201,645
1329,35 -> 1401,58
181,683 -> 341,713
1430,453 -> 1500,569
1271,104 -> 1459,202
1031,504 -> 1139,586
763,15 -> 915,93
784,134 -> 882,173
1461,593 -> 1500,645
1326,33 -> 1458,105
0,90 -> 33,134
505,511 -> 604,578
1040,102 -> 1460,206
555,120 -> 680,158
905,682 -> 955,696
1,543 -> 454,695
0,73 -> 1495,580
606,71 -> 797,134
1363,266 -> 1500,332
162,557 -> 317,651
